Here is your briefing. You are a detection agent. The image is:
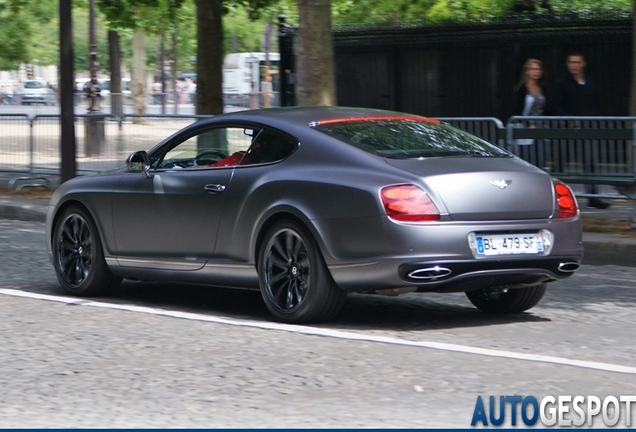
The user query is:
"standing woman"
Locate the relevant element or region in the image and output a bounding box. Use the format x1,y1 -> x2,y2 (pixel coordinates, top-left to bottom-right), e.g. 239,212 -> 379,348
514,58 -> 547,117
513,59 -> 548,167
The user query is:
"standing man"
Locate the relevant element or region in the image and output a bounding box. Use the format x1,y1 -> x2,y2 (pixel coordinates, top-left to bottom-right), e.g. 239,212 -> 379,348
552,52 -> 609,209
186,77 -> 196,105
7,84 -> 15,105
151,79 -> 162,105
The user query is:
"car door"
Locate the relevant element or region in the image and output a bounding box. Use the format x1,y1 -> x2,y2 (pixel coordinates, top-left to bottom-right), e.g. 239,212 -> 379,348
111,125 -> 255,268
212,127 -> 300,261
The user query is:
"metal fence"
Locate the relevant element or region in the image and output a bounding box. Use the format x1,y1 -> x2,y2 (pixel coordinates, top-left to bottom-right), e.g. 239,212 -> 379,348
1,114 -> 213,191
435,117 -> 506,147
2,114 -> 635,200
0,114 -> 31,173
67,92 -> 281,115
507,116 -> 635,182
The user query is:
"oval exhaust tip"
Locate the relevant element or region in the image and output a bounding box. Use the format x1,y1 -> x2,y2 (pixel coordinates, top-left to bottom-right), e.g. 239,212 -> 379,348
408,266 -> 452,280
558,262 -> 580,273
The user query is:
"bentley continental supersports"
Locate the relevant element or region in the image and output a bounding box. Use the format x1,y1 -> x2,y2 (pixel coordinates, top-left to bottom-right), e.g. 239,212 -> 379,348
46,107 -> 583,323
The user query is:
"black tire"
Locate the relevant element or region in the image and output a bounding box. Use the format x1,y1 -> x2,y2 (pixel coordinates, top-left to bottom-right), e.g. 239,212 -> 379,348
258,220 -> 346,324
465,283 -> 547,313
52,205 -> 122,296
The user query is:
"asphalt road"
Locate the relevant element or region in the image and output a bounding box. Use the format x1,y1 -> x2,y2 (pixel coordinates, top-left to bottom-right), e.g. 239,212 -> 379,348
1,219 -> 635,428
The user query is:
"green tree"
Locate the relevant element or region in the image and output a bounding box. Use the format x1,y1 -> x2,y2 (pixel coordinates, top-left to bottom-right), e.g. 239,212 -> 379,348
98,0 -> 186,115
0,0 -> 57,69
224,5 -> 269,53
194,0 -> 279,114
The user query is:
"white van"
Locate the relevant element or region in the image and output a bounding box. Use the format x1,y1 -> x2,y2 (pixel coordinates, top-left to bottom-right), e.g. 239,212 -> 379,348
222,52 -> 280,95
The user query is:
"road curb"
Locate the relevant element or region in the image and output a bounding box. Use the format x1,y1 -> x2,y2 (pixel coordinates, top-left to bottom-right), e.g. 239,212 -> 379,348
0,202 -> 47,223
581,233 -> 636,267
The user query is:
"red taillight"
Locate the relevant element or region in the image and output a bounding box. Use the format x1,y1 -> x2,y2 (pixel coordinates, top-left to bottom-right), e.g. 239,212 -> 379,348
554,182 -> 578,218
380,184 -> 440,222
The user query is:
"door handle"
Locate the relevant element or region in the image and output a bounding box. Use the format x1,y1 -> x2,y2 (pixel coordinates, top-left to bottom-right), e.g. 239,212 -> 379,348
205,184 -> 226,193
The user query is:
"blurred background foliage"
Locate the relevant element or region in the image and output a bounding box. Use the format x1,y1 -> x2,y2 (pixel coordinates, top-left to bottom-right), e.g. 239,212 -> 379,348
0,0 -> 632,75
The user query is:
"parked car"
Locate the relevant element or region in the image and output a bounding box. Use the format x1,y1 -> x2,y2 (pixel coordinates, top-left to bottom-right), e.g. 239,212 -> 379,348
19,79 -> 56,105
45,107 -> 583,323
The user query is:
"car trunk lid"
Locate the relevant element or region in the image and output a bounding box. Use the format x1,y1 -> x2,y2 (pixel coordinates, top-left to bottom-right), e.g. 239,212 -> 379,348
385,157 -> 555,221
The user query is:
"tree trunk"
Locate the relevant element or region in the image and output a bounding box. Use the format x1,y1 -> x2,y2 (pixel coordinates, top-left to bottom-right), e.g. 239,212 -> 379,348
296,0 -> 337,106
132,28 -> 146,122
108,30 -> 123,118
195,0 -> 224,115
631,0 -> 636,116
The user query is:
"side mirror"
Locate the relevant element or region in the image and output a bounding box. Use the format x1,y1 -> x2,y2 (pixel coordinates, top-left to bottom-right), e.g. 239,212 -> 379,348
126,150 -> 152,179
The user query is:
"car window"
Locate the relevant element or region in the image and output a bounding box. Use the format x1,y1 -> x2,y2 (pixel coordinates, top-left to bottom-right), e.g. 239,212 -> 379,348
240,129 -> 297,165
154,126 -> 256,170
24,81 -> 44,89
312,118 -> 509,159
152,126 -> 297,170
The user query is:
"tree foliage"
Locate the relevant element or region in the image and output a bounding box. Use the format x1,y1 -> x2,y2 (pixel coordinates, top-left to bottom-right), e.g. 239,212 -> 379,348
0,0 -> 57,69
315,0 -> 633,26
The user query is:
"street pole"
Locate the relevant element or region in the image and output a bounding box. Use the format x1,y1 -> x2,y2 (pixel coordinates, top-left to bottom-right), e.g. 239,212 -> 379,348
249,54 -> 260,109
263,23 -> 271,108
59,0 -> 76,182
85,0 -> 105,157
160,35 -> 166,115
88,0 -> 100,113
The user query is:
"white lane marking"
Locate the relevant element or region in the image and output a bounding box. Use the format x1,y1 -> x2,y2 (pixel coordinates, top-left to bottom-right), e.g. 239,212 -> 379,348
2,287 -> 636,375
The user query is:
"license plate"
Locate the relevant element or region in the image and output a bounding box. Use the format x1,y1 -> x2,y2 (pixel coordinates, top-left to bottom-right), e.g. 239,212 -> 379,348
474,233 -> 544,256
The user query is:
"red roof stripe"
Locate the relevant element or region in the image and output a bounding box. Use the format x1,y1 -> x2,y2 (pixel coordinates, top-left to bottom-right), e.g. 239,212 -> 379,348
310,115 -> 440,127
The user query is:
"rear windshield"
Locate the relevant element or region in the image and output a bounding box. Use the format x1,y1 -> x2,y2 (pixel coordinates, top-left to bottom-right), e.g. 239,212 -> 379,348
312,119 -> 509,159
24,81 -> 44,89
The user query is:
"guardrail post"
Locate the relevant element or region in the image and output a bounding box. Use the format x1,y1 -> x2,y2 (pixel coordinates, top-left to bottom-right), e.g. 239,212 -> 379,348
506,121 -> 515,153
118,116 -> 124,157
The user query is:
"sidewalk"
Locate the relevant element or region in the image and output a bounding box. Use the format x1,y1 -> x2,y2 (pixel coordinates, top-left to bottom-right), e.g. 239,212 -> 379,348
0,173 -> 634,267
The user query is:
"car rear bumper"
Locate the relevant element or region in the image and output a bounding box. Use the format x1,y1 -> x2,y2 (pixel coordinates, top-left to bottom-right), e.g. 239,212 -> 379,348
329,254 -> 582,293
21,95 -> 51,103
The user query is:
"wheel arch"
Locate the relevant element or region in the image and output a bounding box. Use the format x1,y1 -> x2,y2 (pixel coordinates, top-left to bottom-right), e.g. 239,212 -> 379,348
50,198 -> 113,257
253,209 -> 330,273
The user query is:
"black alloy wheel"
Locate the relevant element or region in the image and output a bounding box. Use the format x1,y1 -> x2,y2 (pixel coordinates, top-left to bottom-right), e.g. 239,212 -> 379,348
465,283 -> 547,313
258,220 -> 346,323
53,205 -> 122,296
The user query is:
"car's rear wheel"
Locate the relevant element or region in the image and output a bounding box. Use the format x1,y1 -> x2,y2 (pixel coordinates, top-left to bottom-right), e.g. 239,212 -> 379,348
465,283 -> 547,313
258,220 -> 346,323
52,205 -> 122,296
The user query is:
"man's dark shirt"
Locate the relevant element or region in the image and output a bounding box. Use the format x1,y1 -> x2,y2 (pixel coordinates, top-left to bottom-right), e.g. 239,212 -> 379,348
551,72 -> 598,116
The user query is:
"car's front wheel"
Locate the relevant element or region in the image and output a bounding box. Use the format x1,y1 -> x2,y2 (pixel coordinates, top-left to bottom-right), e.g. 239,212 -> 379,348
52,205 -> 122,296
465,283 -> 547,313
258,220 -> 346,323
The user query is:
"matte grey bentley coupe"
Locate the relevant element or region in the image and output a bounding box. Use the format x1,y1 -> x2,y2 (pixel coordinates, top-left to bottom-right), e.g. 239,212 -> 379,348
46,107 -> 583,323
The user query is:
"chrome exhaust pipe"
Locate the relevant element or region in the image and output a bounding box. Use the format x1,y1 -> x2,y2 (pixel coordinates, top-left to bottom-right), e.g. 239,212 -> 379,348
407,266 -> 452,280
558,262 -> 580,273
